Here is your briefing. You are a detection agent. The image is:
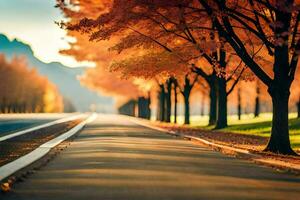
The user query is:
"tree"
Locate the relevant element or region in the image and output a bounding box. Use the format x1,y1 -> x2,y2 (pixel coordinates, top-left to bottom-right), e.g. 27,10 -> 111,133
57,1 -> 146,107
177,74 -> 198,124
173,80 -> 179,123
58,0 -> 300,154
297,97 -> 300,118
118,100 -> 136,116
157,83 -> 166,121
165,78 -> 173,122
110,50 -> 191,122
0,54 -> 63,113
197,0 -> 300,154
254,80 -> 261,118
237,87 -> 242,120
138,96 -> 151,119
58,0 -> 247,129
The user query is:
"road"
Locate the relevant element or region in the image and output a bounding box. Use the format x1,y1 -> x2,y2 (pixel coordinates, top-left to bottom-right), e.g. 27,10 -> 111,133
0,114 -> 75,136
3,115 -> 300,200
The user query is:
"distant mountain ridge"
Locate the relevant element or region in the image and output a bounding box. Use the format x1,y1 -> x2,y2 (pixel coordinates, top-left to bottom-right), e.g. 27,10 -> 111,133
0,34 -> 114,112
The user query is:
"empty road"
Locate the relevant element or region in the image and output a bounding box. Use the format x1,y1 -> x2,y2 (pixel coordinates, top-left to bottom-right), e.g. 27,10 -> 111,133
2,115 -> 300,200
0,114 -> 76,136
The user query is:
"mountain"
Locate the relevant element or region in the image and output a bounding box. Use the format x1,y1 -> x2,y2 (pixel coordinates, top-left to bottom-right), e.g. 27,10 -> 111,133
0,34 -> 114,112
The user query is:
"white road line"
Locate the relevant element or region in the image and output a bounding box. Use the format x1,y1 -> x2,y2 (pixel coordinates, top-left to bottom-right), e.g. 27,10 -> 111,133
0,113 -> 97,181
0,114 -> 86,142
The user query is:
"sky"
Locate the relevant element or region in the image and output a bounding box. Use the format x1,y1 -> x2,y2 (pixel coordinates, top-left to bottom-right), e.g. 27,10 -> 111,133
0,0 -> 88,67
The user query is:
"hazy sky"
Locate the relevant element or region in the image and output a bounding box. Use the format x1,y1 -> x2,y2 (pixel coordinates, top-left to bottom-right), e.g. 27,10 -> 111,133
0,0 -> 86,67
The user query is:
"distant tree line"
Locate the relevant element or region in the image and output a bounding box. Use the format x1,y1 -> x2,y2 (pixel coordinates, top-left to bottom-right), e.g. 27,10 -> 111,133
118,97 -> 151,119
0,54 -> 63,113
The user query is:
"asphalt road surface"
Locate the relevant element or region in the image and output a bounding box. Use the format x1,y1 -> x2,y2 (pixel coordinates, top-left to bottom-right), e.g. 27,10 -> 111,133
0,114 -> 75,136
3,115 -> 300,200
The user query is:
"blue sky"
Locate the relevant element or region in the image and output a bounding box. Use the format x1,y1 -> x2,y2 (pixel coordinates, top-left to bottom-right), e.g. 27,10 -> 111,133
0,0 -> 86,67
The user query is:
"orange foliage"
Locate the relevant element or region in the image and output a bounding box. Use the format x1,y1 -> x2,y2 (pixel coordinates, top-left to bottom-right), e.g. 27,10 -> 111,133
0,54 -> 63,113
57,0 -> 300,115
57,1 -> 147,102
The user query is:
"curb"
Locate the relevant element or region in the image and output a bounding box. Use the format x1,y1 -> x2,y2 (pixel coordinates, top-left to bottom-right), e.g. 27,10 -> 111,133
183,135 -> 300,172
0,113 -> 97,181
130,117 -> 300,173
183,135 -> 257,157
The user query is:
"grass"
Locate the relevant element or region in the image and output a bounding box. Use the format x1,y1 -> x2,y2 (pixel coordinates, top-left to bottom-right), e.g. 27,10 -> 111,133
171,113 -> 300,149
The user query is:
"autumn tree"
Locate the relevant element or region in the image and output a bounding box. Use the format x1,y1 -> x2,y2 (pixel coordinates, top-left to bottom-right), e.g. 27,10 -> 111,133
0,54 -> 63,113
57,0 -> 248,129
110,49 -> 196,124
254,80 -> 261,117
60,1 -> 211,124
194,0 -> 300,154
57,1 -> 150,116
58,0 -> 300,154
118,100 -> 136,116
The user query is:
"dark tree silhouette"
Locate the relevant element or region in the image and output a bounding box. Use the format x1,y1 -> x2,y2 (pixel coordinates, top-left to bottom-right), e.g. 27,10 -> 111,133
198,0 -> 300,154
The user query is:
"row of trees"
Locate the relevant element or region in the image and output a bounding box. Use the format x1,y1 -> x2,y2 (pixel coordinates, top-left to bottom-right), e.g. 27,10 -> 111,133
118,97 -> 151,119
58,0 -> 300,155
0,54 -> 63,113
118,75 -> 300,123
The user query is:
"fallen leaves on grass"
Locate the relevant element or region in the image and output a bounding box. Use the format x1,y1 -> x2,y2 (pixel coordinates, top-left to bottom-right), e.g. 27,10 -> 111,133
152,121 -> 300,167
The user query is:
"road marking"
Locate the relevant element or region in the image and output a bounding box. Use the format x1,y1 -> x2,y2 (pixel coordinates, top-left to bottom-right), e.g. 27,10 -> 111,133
0,113 -> 97,181
0,114 -> 86,142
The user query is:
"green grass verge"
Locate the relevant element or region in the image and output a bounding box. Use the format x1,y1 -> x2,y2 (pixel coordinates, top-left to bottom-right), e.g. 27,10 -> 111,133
171,113 -> 300,149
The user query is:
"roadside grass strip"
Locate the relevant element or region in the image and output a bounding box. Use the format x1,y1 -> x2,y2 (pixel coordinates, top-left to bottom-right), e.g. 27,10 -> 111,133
0,113 -> 97,181
0,114 -> 86,142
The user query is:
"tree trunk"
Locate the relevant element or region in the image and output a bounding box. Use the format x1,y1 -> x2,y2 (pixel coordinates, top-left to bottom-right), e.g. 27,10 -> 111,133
118,100 -> 136,116
264,88 -> 295,155
193,68 -> 217,125
146,93 -> 151,119
165,79 -> 172,122
208,79 -> 217,125
160,86 -> 166,121
263,8 -> 296,155
296,97 -> 300,119
182,76 -> 192,125
215,76 -> 228,129
297,98 -> 300,119
157,84 -> 166,121
137,97 -> 145,118
174,84 -> 178,123
264,9 -> 295,154
156,91 -> 160,120
237,88 -> 242,120
254,81 -> 260,118
138,97 -> 151,119
184,92 -> 190,124
254,97 -> 260,118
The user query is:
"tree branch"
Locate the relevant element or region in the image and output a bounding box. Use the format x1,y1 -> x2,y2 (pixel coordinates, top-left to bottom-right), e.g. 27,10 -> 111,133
128,27 -> 173,52
226,67 -> 246,96
197,0 -> 273,87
